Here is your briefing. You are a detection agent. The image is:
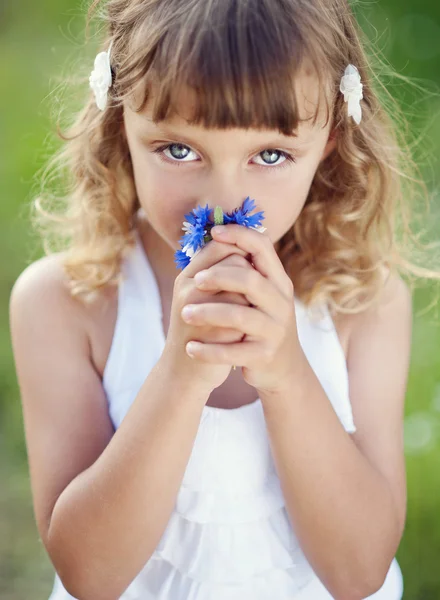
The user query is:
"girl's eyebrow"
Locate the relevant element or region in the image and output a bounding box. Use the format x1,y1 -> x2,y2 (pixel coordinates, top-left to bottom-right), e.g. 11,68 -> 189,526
140,122 -> 315,148
141,124 -> 208,146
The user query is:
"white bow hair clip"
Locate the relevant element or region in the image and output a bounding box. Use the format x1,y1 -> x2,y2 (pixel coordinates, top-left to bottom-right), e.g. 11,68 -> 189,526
89,41 -> 113,111
339,64 -> 363,125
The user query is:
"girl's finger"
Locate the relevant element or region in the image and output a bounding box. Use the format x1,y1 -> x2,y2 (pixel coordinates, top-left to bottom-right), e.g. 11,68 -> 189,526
194,266 -> 291,325
186,339 -> 268,367
211,224 -> 293,301
181,302 -> 278,339
180,238 -> 249,279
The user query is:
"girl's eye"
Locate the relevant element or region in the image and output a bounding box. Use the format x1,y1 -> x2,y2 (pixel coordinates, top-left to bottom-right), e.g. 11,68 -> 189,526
153,143 -> 296,170
253,149 -> 295,168
162,143 -> 197,162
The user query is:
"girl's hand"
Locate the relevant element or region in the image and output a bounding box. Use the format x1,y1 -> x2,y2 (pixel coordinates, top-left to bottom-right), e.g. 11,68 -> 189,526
163,240 -> 255,394
181,224 -> 304,395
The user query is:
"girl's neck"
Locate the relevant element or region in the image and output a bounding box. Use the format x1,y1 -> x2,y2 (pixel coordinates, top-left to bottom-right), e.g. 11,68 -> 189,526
136,213 -> 178,287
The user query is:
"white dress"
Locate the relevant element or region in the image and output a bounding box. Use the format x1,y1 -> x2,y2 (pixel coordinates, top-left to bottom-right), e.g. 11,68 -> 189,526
48,229 -> 404,600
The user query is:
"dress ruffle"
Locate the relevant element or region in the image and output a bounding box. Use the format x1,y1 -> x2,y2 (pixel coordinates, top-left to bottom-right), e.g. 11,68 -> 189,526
176,470 -> 285,523
152,506 -> 312,584
125,550 -> 314,600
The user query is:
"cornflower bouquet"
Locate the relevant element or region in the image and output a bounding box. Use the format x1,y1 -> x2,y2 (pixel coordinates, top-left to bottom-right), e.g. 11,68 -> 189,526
174,197 -> 266,270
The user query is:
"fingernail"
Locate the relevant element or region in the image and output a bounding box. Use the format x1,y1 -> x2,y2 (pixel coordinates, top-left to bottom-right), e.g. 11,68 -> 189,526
186,342 -> 197,357
212,225 -> 226,235
182,305 -> 194,320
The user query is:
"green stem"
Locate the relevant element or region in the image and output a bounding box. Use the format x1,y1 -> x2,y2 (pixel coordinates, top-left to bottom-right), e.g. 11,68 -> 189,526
214,206 -> 225,226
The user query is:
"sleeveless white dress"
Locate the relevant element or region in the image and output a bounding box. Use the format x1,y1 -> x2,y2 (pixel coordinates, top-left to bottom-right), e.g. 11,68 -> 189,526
48,229 -> 404,600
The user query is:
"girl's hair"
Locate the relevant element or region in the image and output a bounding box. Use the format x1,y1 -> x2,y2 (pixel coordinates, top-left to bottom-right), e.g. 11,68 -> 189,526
32,0 -> 440,315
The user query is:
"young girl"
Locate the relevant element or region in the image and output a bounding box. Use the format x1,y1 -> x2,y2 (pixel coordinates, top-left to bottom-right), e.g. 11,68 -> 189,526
10,0 -> 436,598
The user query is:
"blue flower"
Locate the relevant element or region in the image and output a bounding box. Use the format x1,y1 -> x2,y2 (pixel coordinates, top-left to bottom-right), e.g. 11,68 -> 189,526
175,197 -> 265,270
177,204 -> 212,260
174,249 -> 192,270
223,196 -> 265,229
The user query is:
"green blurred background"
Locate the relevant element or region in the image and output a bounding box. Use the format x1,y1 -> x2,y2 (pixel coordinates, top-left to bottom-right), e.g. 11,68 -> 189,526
1,1 -> 440,598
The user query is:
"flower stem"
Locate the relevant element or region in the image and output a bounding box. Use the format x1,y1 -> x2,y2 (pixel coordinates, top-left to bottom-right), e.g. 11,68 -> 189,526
214,206 -> 225,226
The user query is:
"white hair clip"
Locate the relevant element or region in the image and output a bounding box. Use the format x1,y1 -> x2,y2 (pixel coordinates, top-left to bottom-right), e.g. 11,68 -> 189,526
89,41 -> 113,111
340,64 -> 363,125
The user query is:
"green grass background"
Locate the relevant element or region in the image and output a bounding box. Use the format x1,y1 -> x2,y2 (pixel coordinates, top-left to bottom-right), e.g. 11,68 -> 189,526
1,1 -> 440,598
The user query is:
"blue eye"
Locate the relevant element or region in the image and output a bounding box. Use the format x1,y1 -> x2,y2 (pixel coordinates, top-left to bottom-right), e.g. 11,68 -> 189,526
261,149 -> 281,164
152,143 -> 296,170
254,149 -> 295,168
164,143 -> 196,161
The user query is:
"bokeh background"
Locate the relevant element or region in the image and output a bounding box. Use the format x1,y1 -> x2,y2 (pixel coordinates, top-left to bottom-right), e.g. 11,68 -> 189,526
1,1 -> 440,598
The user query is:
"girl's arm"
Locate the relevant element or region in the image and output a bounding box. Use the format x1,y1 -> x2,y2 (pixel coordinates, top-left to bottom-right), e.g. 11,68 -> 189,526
9,256 -> 210,600
259,272 -> 411,600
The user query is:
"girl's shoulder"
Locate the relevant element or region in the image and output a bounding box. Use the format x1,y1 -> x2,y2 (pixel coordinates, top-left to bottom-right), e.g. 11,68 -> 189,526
10,252 -> 118,375
321,267 -> 410,364
11,251 -> 114,316
337,267 -> 411,351
11,252 -> 83,324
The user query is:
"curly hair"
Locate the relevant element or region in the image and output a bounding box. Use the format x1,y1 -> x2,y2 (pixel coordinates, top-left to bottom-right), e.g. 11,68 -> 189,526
31,0 -> 440,316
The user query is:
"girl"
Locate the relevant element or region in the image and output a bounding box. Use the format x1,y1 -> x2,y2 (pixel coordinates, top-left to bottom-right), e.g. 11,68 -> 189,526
10,0 -> 437,598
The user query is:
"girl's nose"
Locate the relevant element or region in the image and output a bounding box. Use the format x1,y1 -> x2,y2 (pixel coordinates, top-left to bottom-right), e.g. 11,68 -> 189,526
199,166 -> 255,213
199,169 -> 247,216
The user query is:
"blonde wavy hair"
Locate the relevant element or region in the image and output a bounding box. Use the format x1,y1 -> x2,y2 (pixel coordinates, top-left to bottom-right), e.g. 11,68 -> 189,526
32,0 -> 440,316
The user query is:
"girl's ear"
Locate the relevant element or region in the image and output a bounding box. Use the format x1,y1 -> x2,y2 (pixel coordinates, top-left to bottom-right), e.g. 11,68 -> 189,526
320,128 -> 338,162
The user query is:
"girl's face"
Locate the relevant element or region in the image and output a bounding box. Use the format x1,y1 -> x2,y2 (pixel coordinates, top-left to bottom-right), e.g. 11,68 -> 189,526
123,68 -> 336,271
